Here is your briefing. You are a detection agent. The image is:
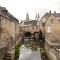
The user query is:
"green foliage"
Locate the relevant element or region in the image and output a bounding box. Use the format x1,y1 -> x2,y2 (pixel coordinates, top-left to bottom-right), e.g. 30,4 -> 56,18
40,47 -> 49,60
15,40 -> 23,60
15,44 -> 20,60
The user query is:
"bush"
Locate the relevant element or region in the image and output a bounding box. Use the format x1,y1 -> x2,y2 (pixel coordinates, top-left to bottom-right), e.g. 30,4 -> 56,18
15,41 -> 23,60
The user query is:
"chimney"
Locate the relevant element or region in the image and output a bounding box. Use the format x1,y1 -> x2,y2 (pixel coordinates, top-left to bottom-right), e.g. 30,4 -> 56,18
49,10 -> 51,15
54,11 -> 56,14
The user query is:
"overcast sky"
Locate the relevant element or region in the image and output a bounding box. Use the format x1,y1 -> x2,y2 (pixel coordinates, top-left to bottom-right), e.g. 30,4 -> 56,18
0,0 -> 60,21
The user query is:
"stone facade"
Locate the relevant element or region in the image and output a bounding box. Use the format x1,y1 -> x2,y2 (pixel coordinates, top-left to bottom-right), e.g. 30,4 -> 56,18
20,20 -> 40,34
41,11 -> 60,37
19,12 -> 40,34
0,6 -> 19,60
41,11 -> 60,60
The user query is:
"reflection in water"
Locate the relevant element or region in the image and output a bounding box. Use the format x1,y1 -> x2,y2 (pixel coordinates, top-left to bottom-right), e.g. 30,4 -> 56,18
18,44 -> 42,60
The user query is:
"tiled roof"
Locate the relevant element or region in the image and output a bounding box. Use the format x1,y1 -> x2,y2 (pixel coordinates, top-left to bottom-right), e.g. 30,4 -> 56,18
0,6 -> 19,23
52,13 -> 60,17
42,12 -> 60,18
42,13 -> 50,18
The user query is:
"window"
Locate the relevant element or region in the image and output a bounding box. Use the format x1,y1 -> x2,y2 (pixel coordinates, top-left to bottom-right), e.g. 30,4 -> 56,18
32,27 -> 34,30
58,19 -> 60,21
47,25 -> 51,33
51,19 -> 53,24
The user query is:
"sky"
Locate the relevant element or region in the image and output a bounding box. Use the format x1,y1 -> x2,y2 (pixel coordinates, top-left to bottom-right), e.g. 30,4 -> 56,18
0,0 -> 60,22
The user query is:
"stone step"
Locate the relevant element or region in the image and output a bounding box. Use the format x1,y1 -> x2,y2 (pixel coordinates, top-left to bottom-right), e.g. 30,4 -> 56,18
3,53 -> 11,60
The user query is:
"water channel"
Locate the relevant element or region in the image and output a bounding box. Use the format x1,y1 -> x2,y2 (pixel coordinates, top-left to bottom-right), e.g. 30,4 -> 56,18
18,44 -> 42,60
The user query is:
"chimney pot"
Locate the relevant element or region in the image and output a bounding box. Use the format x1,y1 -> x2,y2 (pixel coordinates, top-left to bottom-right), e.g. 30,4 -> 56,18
49,10 -> 51,14
54,11 -> 56,14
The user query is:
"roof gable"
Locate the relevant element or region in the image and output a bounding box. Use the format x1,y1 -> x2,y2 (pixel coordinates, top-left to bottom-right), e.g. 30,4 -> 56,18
42,12 -> 60,18
0,6 -> 19,23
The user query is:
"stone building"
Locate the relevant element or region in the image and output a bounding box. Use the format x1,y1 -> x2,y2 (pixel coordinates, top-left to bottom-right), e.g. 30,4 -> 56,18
19,12 -> 40,34
0,6 -> 19,60
41,11 -> 60,60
